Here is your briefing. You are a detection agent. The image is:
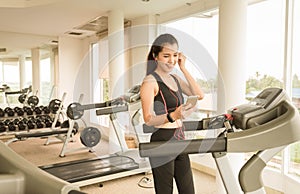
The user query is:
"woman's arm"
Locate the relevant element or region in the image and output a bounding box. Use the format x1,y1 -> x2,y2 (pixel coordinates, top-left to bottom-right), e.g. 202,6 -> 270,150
140,75 -> 169,126
176,53 -> 204,99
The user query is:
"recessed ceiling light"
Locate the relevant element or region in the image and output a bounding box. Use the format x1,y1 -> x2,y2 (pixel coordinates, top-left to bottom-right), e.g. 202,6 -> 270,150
141,0 -> 150,2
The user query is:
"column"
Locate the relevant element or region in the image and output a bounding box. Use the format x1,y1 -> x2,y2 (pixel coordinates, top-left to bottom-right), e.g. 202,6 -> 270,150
50,48 -> 59,99
31,48 -> 40,96
217,0 -> 247,193
108,10 -> 125,98
18,55 -> 26,89
108,10 -> 127,154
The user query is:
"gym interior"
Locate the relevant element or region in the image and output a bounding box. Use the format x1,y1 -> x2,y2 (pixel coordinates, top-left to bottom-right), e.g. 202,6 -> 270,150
1,0 -> 300,193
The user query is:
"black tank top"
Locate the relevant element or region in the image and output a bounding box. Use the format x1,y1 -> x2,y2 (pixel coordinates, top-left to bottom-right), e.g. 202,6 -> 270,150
151,72 -> 184,115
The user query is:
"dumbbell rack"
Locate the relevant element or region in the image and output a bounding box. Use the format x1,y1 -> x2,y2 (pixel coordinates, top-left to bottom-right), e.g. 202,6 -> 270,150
3,93 -> 72,146
0,105 -> 55,141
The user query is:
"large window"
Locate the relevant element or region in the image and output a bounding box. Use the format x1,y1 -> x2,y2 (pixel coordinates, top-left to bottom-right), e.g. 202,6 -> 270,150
40,57 -> 52,105
246,0 -> 285,98
289,0 -> 300,178
0,60 -> 20,105
163,12 -> 219,118
25,59 -> 32,87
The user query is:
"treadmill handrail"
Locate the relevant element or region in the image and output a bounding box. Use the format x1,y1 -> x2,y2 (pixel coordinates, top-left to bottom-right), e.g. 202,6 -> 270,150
96,105 -> 129,115
139,137 -> 227,157
142,119 -> 216,133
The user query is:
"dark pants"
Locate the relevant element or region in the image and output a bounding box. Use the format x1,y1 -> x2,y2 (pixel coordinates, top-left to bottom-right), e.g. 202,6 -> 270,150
149,129 -> 195,194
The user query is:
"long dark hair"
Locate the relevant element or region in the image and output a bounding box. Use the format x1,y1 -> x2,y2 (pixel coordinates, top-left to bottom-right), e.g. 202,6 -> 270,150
146,33 -> 178,75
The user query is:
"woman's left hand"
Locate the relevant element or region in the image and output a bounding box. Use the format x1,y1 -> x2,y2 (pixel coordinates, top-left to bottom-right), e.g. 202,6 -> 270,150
177,52 -> 186,69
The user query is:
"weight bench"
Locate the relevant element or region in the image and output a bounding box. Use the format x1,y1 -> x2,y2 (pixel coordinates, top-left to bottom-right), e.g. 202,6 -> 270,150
5,129 -> 71,144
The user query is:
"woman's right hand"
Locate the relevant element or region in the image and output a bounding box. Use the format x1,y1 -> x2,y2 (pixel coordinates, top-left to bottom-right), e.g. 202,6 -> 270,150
171,104 -> 196,120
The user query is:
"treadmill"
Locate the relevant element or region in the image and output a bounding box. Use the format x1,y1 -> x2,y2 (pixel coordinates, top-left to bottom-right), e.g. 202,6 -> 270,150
139,87 -> 300,193
40,85 -> 150,187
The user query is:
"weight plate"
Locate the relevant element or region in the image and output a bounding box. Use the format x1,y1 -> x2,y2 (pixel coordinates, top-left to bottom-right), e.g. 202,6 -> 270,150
80,127 -> 101,147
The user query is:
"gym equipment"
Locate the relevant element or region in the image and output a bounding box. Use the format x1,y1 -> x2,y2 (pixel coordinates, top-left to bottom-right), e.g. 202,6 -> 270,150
66,85 -> 141,120
41,155 -> 139,184
49,99 -> 62,114
139,88 -> 300,193
0,122 -> 6,132
47,93 -> 109,157
23,106 -> 33,115
41,85 -> 150,186
0,108 -> 5,117
8,121 -> 17,131
61,120 -> 79,134
34,106 -> 42,114
14,107 -> 25,116
0,140 -> 83,194
18,93 -> 27,103
27,95 -> 39,107
66,98 -> 124,120
43,106 -> 51,114
80,127 -> 101,148
4,93 -> 72,146
4,107 -> 14,117
18,121 -> 27,131
5,85 -> 32,107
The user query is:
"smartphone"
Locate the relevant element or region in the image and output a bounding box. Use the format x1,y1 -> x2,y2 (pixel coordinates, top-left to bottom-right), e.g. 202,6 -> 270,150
184,96 -> 198,109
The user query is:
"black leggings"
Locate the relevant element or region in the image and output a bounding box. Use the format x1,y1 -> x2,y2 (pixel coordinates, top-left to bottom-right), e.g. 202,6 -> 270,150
149,129 -> 195,194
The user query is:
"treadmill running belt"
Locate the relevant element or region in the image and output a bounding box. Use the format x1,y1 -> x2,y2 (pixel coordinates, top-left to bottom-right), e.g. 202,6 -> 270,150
40,155 -> 139,183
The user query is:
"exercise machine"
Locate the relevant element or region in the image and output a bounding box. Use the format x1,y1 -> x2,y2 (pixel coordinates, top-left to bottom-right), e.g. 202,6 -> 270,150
40,85 -> 151,187
0,140 -> 85,194
139,88 -> 300,193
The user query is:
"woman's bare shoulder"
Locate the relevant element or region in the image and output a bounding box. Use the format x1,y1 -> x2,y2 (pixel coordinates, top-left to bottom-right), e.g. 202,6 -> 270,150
141,74 -> 158,94
142,74 -> 156,84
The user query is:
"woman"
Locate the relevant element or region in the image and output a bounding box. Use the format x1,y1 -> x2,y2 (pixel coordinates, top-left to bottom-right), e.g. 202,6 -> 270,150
140,33 -> 204,194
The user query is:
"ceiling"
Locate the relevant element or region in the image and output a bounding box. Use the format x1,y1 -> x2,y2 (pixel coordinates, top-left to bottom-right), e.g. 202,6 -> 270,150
0,0 -> 200,59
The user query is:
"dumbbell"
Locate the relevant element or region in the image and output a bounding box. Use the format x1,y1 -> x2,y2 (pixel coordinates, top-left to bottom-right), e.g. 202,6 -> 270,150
14,107 -> 24,116
48,99 -> 62,114
42,106 -> 51,114
22,117 -> 28,124
18,94 -> 27,104
3,119 -> 11,126
34,118 -> 44,128
27,95 -> 39,107
8,122 -> 16,131
0,108 -> 4,117
13,118 -> 19,125
4,107 -> 14,117
23,106 -> 33,115
44,118 -> 52,128
27,119 -> 35,129
0,121 -> 6,132
18,121 -> 27,131
34,106 -> 42,115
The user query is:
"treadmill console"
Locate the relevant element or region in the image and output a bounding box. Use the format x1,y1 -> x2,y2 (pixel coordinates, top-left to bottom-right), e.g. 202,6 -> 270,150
229,88 -> 287,130
123,85 -> 141,102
